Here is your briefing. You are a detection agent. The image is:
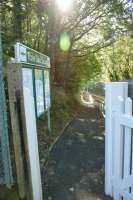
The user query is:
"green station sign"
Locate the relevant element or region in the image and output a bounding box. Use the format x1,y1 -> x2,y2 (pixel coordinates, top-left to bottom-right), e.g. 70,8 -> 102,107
15,42 -> 50,68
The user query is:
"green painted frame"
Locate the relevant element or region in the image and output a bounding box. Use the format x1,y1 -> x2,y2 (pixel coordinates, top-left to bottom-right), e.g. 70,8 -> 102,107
22,64 -> 50,118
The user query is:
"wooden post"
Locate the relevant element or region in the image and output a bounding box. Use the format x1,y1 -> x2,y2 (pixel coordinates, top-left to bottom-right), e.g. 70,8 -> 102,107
7,63 -> 26,199
8,63 -> 43,200
48,109 -> 51,132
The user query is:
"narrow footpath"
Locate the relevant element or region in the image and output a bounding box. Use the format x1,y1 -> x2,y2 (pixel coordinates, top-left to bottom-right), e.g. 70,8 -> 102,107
43,107 -> 112,200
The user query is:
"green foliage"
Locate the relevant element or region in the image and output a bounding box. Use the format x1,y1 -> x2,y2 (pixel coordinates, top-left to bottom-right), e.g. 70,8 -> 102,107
98,35 -> 133,81
70,53 -> 101,92
1,0 -> 133,88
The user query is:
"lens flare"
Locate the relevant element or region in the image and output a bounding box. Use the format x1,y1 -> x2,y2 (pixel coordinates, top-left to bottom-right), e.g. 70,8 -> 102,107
56,0 -> 72,12
60,32 -> 71,52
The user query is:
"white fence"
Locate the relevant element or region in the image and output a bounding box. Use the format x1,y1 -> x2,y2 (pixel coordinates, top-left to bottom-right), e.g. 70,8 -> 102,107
105,82 -> 133,200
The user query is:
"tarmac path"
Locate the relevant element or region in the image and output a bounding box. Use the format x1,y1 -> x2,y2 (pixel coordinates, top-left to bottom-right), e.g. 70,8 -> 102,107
43,107 -> 112,200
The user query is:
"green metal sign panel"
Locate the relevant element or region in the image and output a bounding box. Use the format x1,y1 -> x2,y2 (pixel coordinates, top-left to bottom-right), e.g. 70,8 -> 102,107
15,43 -> 50,68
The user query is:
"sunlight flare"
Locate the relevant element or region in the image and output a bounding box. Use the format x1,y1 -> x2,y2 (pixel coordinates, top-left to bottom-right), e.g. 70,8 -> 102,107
55,0 -> 72,12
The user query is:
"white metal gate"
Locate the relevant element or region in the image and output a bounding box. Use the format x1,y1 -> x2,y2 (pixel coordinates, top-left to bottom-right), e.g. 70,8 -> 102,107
105,82 -> 133,200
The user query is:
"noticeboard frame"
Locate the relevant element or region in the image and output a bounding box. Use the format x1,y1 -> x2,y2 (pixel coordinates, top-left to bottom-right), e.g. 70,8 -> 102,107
15,43 -> 51,118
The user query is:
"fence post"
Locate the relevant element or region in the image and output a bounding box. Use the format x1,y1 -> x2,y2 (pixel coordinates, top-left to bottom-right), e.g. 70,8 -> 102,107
7,63 -> 26,198
105,82 -> 128,196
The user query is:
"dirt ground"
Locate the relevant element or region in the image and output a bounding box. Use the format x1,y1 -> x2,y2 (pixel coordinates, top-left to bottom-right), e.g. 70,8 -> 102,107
42,107 -> 112,200
0,186 -> 19,200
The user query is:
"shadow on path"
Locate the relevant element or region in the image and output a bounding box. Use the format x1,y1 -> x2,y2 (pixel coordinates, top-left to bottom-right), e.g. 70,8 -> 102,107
43,107 -> 112,200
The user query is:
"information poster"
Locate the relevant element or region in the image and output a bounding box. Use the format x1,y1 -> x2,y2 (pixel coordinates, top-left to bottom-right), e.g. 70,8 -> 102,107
44,69 -> 51,110
35,69 -> 45,117
22,68 -> 34,97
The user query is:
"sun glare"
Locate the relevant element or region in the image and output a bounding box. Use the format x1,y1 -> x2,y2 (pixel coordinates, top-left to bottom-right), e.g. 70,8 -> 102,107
56,0 -> 72,12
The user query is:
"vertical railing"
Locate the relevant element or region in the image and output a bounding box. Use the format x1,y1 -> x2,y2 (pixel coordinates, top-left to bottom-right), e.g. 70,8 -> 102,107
113,97 -> 124,200
0,31 -> 13,187
105,82 -> 128,196
113,97 -> 133,200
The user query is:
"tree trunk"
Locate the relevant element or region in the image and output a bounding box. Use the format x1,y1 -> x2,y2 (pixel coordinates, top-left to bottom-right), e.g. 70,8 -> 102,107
13,0 -> 23,42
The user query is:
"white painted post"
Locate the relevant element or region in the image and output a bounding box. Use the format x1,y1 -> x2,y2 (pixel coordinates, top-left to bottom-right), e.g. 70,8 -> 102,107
105,82 -> 128,196
23,88 -> 43,200
114,97 -> 124,200
123,98 -> 132,200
